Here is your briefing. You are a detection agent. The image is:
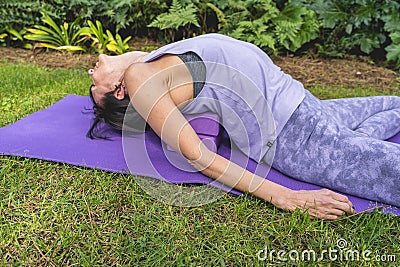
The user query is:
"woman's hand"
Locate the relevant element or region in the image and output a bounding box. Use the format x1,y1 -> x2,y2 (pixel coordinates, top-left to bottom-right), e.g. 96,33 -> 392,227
279,188 -> 355,220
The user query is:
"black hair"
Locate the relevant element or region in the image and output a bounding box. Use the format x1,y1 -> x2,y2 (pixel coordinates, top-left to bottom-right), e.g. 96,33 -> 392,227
87,84 -> 148,139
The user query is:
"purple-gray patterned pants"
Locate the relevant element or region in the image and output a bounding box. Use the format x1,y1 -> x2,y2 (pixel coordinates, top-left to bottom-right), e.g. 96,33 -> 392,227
271,90 -> 400,206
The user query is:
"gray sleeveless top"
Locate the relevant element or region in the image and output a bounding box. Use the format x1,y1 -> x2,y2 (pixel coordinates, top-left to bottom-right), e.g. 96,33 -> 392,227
177,51 -> 206,98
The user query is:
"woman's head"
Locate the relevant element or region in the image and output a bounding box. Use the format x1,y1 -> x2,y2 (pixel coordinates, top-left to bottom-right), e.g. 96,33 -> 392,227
87,52 -> 149,139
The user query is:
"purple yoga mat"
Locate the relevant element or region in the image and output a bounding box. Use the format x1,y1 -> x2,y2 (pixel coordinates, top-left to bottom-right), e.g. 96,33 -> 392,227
0,94 -> 399,216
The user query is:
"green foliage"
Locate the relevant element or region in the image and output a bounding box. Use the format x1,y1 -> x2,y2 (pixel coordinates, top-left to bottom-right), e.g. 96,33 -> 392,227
0,0 -> 66,29
0,0 -> 168,38
82,20 -> 132,54
0,31 -> 7,46
82,20 -> 110,54
0,1 -> 41,29
24,12 -> 87,52
382,2 -> 400,69
230,17 -> 279,54
6,8 -> 133,55
386,32 -> 400,69
0,1 -> 68,49
107,33 -> 132,55
306,0 -> 400,65
3,27 -> 33,49
227,0 -> 319,54
148,0 -> 200,41
272,1 -> 320,52
106,0 -> 168,33
0,0 -> 398,68
223,0 -> 280,53
6,28 -> 24,42
65,0 -> 169,33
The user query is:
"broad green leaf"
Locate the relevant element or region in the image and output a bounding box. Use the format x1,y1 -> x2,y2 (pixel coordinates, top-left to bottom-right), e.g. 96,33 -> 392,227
7,29 -> 23,40
41,12 -> 63,36
22,43 -> 34,50
385,43 -> 400,69
57,45 -> 86,52
37,43 -> 59,50
33,25 -> 64,43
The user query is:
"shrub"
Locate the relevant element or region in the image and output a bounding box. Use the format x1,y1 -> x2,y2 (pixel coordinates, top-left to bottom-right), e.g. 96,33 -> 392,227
82,20 -> 131,54
216,0 -> 320,55
0,0 -> 398,68
148,0 -> 200,42
382,2 -> 400,69
66,0 -> 169,34
306,0 -> 400,68
1,27 -> 33,49
24,12 -> 87,52
0,0 -> 66,30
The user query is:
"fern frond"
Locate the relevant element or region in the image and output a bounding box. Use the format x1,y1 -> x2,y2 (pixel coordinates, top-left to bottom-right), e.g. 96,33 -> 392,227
148,0 -> 200,31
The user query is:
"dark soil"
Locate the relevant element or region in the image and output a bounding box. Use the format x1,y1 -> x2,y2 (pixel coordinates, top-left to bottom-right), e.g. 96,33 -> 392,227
1,39 -> 399,92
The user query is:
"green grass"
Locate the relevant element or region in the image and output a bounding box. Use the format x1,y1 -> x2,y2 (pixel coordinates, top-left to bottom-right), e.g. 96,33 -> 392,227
1,62 -> 399,266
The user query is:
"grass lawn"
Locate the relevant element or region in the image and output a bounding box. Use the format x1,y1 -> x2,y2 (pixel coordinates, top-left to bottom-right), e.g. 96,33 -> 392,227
0,62 -> 399,266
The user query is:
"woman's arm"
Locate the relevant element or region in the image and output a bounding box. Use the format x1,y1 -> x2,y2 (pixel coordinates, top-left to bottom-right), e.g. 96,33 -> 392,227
124,62 -> 354,220
188,147 -> 354,220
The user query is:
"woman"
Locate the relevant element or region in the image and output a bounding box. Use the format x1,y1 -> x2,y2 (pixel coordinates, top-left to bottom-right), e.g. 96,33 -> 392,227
88,33 -> 400,220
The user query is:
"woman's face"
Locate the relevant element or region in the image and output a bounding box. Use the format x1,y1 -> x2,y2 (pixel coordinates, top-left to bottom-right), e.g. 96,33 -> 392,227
88,52 -> 148,106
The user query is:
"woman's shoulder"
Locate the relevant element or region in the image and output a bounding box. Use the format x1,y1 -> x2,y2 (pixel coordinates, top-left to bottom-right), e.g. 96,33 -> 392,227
124,55 -> 191,92
123,62 -> 159,93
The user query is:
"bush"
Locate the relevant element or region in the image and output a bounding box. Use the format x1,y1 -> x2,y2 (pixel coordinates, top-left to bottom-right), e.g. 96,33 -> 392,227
306,0 -> 400,68
24,12 -> 87,52
0,0 -> 65,30
0,0 -> 168,36
0,0 -> 399,68
221,0 -> 320,55
66,0 -> 169,35
148,0 -> 200,42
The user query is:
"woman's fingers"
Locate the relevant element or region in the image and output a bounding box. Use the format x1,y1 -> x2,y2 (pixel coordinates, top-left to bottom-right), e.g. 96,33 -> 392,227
311,189 -> 354,214
308,210 -> 340,220
307,207 -> 347,220
328,208 -> 350,216
291,189 -> 355,220
327,189 -> 354,211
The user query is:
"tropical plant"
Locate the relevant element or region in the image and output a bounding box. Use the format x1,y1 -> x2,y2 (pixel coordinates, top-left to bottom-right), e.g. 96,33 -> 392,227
24,12 -> 87,52
107,33 -> 132,55
0,0 -> 67,30
106,0 -> 168,33
148,0 -> 200,42
64,0 -> 169,34
385,33 -> 400,70
382,1 -> 400,69
272,1 -> 320,52
226,0 -> 319,55
305,0 -> 400,63
5,27 -> 33,49
230,15 -> 279,54
1,0 -> 397,68
0,1 -> 42,29
82,20 -> 132,54
0,32 -> 7,46
81,20 -> 110,54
